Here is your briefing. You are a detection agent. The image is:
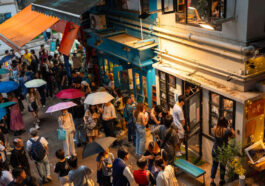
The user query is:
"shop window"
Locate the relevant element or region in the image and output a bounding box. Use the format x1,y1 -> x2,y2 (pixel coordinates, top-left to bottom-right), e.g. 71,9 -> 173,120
114,0 -> 149,13
142,76 -> 148,104
0,13 -> 11,24
209,92 -> 236,136
104,59 -> 109,74
162,0 -> 226,31
135,73 -> 141,95
159,71 -> 176,109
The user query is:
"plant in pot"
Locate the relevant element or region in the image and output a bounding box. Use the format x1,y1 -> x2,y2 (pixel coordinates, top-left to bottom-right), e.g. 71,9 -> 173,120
215,139 -> 246,183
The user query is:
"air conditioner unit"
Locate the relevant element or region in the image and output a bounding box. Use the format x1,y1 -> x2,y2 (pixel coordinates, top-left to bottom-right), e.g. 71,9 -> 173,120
90,14 -> 106,30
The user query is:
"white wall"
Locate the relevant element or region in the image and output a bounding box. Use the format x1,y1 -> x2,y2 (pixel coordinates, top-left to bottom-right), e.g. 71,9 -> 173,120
0,3 -> 17,55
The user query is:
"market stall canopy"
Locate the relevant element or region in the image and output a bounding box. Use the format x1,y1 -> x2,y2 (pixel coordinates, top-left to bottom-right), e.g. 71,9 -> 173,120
0,5 -> 59,50
32,0 -> 102,25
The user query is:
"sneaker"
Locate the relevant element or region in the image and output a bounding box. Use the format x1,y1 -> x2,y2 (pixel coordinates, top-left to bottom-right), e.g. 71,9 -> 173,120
219,180 -> 225,186
37,118 -> 40,123
46,176 -> 52,182
176,152 -> 182,157
35,124 -> 40,130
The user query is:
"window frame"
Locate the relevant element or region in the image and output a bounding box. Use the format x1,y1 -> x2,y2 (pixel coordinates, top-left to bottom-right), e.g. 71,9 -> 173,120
161,0 -> 227,30
209,91 -> 236,136
159,71 -> 176,109
113,0 -> 149,14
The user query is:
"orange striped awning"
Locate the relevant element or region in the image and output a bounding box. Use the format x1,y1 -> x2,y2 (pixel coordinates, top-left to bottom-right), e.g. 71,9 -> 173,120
0,5 -> 59,50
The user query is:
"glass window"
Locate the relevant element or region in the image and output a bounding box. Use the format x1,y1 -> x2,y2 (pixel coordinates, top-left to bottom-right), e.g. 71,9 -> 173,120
104,59 -> 109,74
114,0 -> 149,13
142,76 -> 148,103
163,0 -> 227,31
109,61 -> 114,73
135,73 -> 141,95
209,92 -> 235,135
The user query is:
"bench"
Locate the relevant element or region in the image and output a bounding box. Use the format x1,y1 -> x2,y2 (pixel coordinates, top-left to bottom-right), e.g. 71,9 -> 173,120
174,159 -> 206,185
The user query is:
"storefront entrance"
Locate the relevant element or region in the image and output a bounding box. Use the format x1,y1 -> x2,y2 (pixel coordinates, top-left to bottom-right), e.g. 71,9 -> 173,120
183,82 -> 202,162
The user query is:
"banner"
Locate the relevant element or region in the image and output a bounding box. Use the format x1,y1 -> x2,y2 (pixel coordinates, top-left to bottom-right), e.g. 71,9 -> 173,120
59,22 -> 80,56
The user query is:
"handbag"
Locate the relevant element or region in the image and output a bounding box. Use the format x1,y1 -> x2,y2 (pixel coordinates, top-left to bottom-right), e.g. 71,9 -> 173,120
86,116 -> 97,130
58,128 -> 66,141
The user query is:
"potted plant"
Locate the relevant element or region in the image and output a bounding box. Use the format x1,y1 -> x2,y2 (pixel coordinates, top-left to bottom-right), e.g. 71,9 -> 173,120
215,139 -> 246,183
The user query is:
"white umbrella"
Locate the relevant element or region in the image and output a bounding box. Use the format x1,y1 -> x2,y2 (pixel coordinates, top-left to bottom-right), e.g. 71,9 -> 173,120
84,92 -> 114,105
25,79 -> 47,88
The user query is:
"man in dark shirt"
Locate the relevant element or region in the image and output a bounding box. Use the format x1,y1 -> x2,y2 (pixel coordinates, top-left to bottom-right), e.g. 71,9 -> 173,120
10,138 -> 31,176
56,64 -> 67,90
8,168 -> 27,186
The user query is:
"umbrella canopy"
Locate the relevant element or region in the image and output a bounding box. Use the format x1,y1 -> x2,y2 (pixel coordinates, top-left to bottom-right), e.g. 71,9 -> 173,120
0,68 -> 10,75
0,102 -> 16,108
0,108 -> 6,119
25,79 -> 47,88
84,92 -> 114,105
56,89 -> 85,99
83,137 -> 116,158
0,81 -> 19,93
46,101 -> 77,113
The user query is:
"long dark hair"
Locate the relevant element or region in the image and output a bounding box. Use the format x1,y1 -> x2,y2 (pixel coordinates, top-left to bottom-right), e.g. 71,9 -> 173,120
215,117 -> 228,138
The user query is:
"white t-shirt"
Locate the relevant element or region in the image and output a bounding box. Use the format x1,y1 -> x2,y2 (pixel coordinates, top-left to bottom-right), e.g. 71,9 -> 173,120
163,165 -> 177,186
26,136 -> 48,152
156,171 -> 166,186
173,103 -> 185,139
0,170 -> 13,185
102,104 -> 116,121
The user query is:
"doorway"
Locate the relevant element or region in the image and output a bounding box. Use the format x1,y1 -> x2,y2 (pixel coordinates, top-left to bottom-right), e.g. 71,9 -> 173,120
183,81 -> 202,162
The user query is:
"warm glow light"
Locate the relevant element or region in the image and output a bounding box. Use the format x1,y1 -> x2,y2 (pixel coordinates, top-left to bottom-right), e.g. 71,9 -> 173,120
200,24 -> 214,30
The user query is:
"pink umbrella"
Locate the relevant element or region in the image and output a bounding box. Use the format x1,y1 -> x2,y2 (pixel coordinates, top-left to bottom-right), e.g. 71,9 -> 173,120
45,101 -> 77,113
56,89 -> 85,99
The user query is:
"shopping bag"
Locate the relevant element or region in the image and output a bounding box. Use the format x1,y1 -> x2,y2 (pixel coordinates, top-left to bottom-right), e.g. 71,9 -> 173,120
58,128 -> 66,141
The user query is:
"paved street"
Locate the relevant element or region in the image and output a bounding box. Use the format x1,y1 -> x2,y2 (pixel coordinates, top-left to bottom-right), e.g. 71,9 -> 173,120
7,97 -> 248,186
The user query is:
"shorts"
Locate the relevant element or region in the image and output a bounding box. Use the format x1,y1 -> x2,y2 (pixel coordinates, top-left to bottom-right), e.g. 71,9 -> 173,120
172,124 -> 185,140
28,102 -> 38,112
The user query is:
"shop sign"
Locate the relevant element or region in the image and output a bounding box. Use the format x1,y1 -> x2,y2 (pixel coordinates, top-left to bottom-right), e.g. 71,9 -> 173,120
247,99 -> 265,120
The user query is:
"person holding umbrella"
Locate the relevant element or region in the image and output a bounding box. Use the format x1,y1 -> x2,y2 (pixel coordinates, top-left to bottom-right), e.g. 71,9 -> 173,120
26,88 -> 41,129
58,109 -> 77,158
7,93 -> 25,136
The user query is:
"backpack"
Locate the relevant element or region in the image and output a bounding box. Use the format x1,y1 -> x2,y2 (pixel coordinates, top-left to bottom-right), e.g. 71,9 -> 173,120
29,137 -> 46,161
101,153 -> 113,177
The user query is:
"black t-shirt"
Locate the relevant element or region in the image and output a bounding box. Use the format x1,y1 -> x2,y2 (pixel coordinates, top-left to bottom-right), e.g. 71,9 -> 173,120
54,160 -> 70,177
8,181 -> 25,186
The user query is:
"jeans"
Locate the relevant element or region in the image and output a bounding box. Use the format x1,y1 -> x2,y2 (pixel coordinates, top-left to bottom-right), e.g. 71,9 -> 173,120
128,121 -> 136,146
136,124 -> 146,155
74,119 -> 86,144
63,129 -> 76,157
211,148 -> 226,180
35,155 -> 50,180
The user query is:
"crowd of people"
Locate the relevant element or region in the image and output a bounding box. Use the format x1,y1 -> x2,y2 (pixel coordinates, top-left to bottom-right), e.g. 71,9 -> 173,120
0,43 -> 235,186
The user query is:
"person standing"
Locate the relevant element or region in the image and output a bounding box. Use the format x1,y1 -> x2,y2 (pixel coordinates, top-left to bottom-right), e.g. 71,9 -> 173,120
210,117 -> 235,186
133,103 -> 148,156
172,95 -> 186,157
26,88 -> 41,129
67,156 -> 93,186
102,101 -> 117,137
70,100 -> 86,147
58,109 -> 76,157
23,49 -> 32,65
96,148 -> 114,186
7,93 -> 25,136
152,115 -> 178,164
54,149 -> 72,186
10,138 -> 31,176
84,105 -> 99,143
26,128 -> 51,184
113,147 -> 134,186
123,97 -> 136,146
0,167 -> 13,186
149,105 -> 162,141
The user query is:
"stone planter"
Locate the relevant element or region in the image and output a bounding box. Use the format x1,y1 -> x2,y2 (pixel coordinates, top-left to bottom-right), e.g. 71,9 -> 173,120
239,175 -> 245,186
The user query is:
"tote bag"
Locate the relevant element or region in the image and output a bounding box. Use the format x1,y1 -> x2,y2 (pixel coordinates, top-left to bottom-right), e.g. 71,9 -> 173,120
58,128 -> 66,141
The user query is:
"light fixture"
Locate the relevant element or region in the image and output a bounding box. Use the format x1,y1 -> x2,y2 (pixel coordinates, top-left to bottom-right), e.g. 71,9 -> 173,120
199,24 -> 214,30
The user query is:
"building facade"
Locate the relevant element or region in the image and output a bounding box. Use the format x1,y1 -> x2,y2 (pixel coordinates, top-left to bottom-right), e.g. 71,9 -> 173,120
152,0 -> 265,162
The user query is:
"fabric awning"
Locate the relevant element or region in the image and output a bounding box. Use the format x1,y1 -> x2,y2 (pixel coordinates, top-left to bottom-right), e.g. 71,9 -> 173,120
0,5 -> 59,50
32,0 -> 101,25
